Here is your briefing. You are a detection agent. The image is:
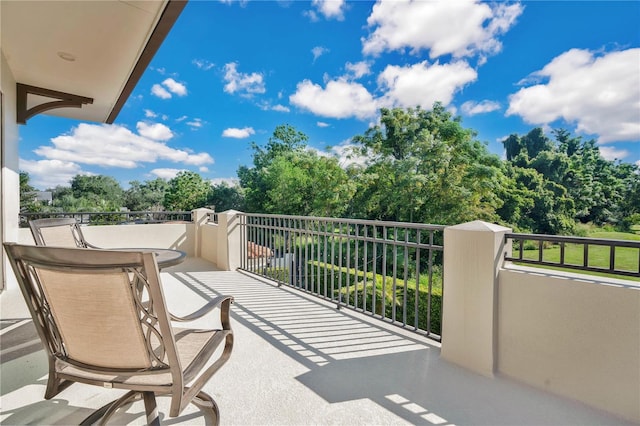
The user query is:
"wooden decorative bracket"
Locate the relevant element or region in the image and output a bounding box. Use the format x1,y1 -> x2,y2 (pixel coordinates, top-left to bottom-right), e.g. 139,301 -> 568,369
16,83 -> 93,124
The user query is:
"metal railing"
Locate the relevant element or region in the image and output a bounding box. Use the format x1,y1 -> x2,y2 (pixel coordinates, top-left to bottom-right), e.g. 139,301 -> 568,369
238,213 -> 445,341
505,233 -> 640,279
207,212 -> 219,224
19,211 -> 193,227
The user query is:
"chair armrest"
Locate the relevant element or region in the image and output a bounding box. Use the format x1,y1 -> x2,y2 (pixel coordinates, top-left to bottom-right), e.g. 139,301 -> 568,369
169,295 -> 234,324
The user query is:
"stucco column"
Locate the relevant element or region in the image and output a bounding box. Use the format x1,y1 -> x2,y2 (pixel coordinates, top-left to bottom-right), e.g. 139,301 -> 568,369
1,50 -> 20,292
191,208 -> 214,258
441,220 -> 511,377
216,210 -> 243,271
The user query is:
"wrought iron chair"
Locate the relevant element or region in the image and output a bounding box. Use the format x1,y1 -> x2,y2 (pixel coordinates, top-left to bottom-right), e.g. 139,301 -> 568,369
29,217 -> 99,248
3,243 -> 234,425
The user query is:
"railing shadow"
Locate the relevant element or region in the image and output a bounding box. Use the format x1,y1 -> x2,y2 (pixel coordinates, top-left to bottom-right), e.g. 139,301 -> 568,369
164,265 -> 626,426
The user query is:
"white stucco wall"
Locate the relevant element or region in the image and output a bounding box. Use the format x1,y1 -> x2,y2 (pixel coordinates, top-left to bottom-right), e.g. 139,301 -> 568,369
1,47 -> 20,291
18,223 -> 195,256
498,266 -> 640,423
442,221 -> 640,423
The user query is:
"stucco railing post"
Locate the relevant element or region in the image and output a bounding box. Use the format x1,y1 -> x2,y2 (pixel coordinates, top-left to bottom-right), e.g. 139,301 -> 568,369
216,210 -> 243,271
441,220 -> 511,377
191,208 -> 214,258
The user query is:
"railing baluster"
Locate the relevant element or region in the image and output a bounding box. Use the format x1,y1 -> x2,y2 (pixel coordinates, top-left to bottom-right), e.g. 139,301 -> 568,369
382,226 -> 387,322
392,227 -> 398,324
372,225 -> 378,317
235,213 -> 445,341
363,225 -> 368,314
338,222 -> 343,307
354,224 -> 359,310
609,245 -> 616,272
415,229 -> 421,331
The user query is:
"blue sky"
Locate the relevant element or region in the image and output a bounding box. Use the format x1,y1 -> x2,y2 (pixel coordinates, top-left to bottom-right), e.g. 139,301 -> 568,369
19,0 -> 640,190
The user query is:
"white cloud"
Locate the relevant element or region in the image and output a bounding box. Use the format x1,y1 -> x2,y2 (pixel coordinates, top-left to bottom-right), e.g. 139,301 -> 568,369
151,84 -> 171,99
345,61 -> 372,79
290,78 -> 377,119
192,59 -> 215,70
19,158 -> 86,189
271,104 -> 290,113
210,177 -> 240,187
317,121 -> 330,128
162,78 -> 187,96
377,60 -> 477,109
222,127 -> 255,138
312,46 -> 330,62
223,62 -> 266,97
186,118 -> 204,129
151,78 -> 187,99
175,115 -> 188,122
199,166 -> 210,173
257,102 -> 291,113
150,168 -> 184,180
461,100 -> 501,116
599,146 -> 629,161
136,122 -> 174,141
362,0 -> 522,60
144,109 -> 158,118
312,0 -> 346,20
507,48 -> 640,143
33,123 -> 213,171
330,140 -> 371,168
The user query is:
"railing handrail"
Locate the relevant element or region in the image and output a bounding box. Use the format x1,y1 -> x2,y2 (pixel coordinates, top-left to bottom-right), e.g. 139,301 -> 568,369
20,210 -> 193,216
19,210 -> 193,226
506,232 -> 640,249
505,232 -> 640,278
239,212 -> 446,231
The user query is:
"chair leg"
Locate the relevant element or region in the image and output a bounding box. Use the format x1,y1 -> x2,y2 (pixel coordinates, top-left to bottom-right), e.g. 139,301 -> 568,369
80,390 -> 140,426
191,391 -> 220,426
80,390 -> 215,425
143,391 -> 161,426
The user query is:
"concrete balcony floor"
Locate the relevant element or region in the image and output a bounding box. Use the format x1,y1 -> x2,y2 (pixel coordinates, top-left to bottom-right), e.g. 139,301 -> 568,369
1,258 -> 632,425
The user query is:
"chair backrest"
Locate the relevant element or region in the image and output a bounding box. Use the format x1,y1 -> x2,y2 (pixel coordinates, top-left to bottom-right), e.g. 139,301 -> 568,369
3,243 -> 179,373
29,218 -> 92,248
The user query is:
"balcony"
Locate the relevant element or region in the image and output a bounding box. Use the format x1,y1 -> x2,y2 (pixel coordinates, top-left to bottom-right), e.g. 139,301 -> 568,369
1,210 -> 638,425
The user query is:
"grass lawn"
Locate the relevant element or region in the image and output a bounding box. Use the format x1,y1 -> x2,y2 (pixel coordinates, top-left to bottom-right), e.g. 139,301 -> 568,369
516,230 -> 640,282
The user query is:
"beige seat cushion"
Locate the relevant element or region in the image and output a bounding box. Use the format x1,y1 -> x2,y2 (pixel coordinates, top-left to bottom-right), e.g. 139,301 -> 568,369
56,328 -> 228,387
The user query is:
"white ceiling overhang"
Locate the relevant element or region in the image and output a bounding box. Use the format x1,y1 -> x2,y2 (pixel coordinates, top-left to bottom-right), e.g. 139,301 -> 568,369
1,0 -> 186,124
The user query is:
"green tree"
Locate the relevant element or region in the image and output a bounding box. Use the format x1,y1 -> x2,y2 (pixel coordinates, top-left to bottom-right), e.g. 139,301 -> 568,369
238,124 -> 309,213
124,178 -> 168,211
69,174 -> 124,210
262,150 -> 353,216
164,171 -> 211,211
500,127 -> 639,232
498,164 -> 575,234
238,124 -> 354,216
207,182 -> 246,212
348,105 -> 504,224
614,162 -> 640,230
19,171 -> 41,212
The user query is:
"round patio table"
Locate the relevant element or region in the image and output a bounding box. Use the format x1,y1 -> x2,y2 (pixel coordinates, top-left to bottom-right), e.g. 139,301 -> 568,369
151,248 -> 186,269
110,248 -> 186,269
